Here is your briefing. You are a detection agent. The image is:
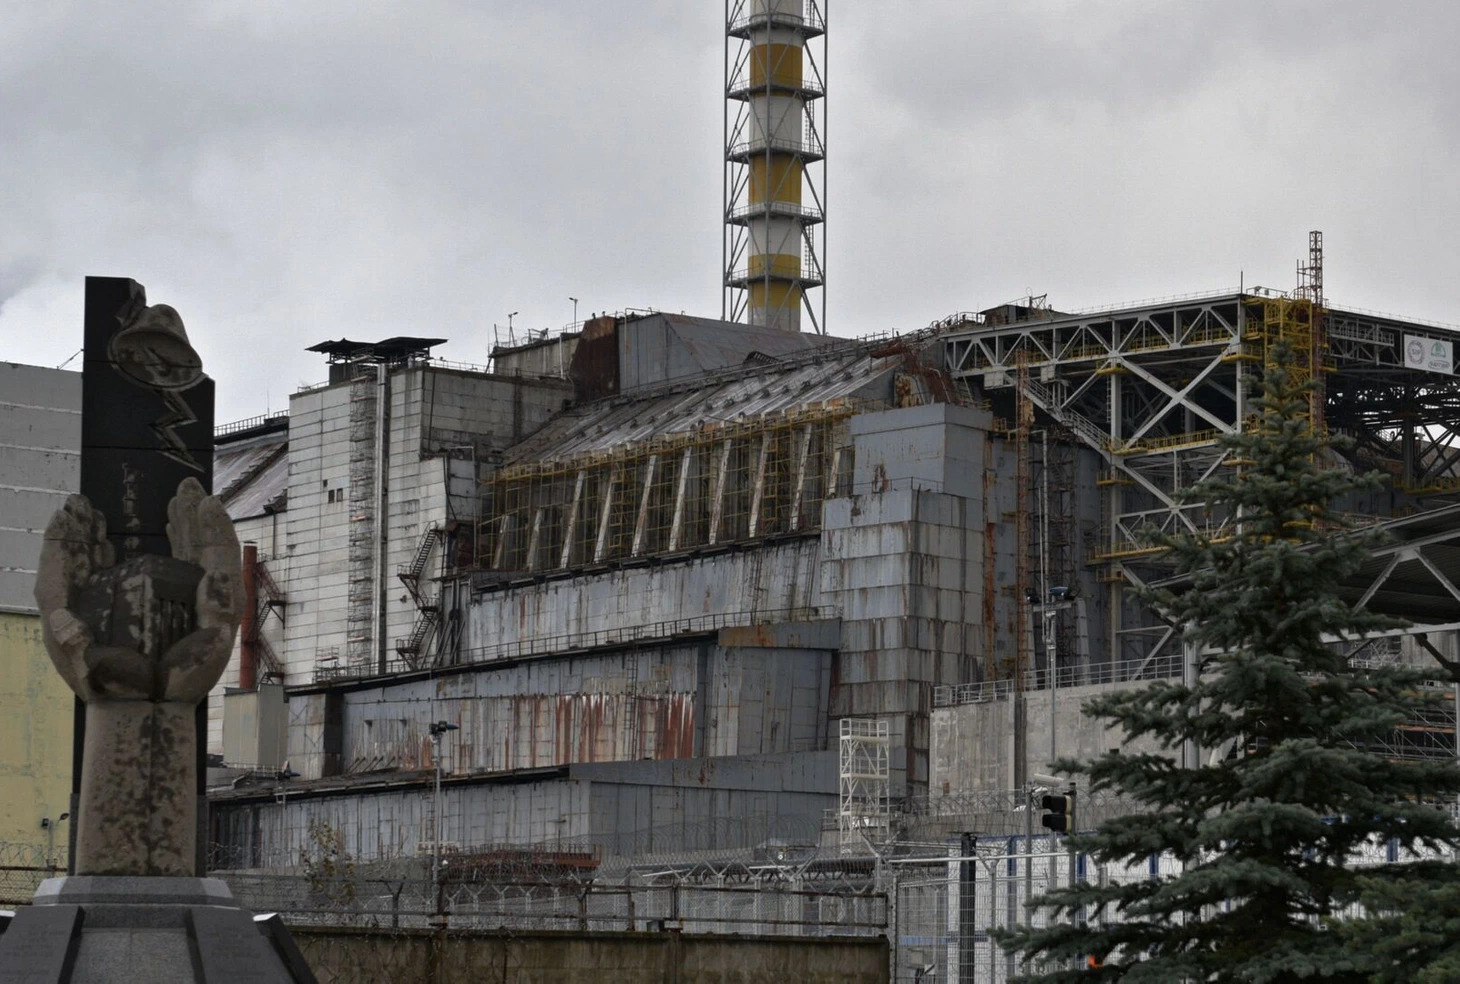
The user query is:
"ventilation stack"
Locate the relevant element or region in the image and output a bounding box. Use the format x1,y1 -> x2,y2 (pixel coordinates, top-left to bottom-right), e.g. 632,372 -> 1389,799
723,0 -> 827,334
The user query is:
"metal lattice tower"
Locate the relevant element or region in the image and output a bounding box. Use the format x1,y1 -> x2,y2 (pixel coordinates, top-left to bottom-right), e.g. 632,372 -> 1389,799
1297,229 -> 1327,431
723,0 -> 827,334
838,718 -> 889,855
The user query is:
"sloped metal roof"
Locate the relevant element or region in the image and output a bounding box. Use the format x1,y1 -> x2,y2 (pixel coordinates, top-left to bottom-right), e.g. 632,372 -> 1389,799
216,434 -> 288,520
504,338 -> 909,465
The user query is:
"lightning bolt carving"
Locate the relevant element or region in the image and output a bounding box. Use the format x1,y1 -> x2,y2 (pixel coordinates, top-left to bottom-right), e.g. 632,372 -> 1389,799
152,390 -> 204,472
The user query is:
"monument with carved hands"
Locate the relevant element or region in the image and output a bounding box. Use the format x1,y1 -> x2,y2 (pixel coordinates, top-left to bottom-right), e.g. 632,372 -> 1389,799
0,279 -> 312,983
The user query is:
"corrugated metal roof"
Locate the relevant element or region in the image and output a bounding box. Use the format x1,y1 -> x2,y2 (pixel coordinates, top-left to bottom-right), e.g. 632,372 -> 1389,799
506,339 -> 905,465
216,434 -> 288,519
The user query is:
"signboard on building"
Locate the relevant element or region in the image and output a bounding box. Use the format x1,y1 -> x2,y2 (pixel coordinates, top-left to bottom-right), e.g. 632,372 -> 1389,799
1404,335 -> 1454,375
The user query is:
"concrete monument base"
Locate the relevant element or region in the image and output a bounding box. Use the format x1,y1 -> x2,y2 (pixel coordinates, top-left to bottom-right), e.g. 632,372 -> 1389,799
0,877 -> 314,983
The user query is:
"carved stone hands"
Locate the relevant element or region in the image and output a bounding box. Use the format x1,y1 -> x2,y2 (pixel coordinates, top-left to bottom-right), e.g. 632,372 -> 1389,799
159,477 -> 245,700
35,493 -> 126,699
34,478 -> 243,703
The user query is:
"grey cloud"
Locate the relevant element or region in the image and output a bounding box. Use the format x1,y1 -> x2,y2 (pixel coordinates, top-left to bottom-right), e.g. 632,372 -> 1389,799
1,3 -> 1456,420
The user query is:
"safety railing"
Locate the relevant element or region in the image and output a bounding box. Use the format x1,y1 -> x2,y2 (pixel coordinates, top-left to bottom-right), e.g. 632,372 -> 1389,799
933,653 -> 1186,707
314,605 -> 832,684
215,410 -> 289,438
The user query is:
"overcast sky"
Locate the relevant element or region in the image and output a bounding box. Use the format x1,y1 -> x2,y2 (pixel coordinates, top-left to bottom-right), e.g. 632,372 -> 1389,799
3,2 -> 1457,422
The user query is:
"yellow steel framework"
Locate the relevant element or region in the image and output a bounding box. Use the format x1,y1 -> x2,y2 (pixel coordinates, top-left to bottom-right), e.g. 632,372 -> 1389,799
1247,296 -> 1322,429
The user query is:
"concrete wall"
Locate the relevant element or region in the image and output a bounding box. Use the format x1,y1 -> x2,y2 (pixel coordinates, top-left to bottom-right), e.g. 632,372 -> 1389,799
929,680 -> 1171,796
0,612 -> 73,858
615,313 -> 833,394
308,627 -> 833,778
0,363 -> 80,613
491,333 -> 579,380
211,751 -> 837,866
289,926 -> 887,984
411,366 -> 570,455
278,622 -> 833,782
275,366 -> 568,683
0,364 -> 79,860
462,539 -> 823,653
580,752 -> 837,857
280,381 -> 357,677
819,404 -> 993,792
208,510 -> 285,757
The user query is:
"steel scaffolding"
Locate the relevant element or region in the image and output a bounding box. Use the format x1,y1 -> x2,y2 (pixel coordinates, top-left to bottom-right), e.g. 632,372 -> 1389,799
838,718 -> 889,856
473,405 -> 853,576
943,244 -> 1460,673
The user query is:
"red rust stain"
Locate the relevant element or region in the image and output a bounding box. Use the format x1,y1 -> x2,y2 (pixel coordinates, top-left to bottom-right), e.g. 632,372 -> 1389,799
720,625 -> 775,648
649,695 -> 695,761
584,695 -> 599,761
556,695 -> 572,766
505,696 -> 517,771
676,698 -> 695,758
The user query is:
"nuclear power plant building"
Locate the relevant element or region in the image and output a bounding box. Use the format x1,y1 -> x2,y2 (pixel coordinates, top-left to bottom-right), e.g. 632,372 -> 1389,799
204,289 -> 1460,868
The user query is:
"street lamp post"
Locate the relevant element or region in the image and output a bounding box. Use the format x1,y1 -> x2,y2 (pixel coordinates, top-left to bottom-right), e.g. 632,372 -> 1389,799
428,721 -> 459,906
41,812 -> 69,871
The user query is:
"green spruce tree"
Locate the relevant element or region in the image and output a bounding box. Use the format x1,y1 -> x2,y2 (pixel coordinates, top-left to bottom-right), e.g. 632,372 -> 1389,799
1339,862 -> 1460,983
999,344 -> 1460,981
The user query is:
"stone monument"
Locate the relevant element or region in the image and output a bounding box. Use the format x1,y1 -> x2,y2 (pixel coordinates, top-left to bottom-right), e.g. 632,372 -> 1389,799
0,279 -> 313,982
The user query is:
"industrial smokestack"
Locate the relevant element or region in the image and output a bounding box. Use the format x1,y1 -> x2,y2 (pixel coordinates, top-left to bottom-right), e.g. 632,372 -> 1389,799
723,0 -> 827,334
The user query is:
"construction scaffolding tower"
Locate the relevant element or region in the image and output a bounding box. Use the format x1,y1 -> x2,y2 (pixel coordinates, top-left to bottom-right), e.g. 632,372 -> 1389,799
838,718 -> 890,855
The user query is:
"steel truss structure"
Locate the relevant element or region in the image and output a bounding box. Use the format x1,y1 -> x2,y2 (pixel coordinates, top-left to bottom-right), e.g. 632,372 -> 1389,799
838,718 -> 890,856
943,289 -> 1460,669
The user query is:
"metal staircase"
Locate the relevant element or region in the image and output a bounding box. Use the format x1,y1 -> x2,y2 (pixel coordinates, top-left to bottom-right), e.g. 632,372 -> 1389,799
247,556 -> 287,679
396,524 -> 443,667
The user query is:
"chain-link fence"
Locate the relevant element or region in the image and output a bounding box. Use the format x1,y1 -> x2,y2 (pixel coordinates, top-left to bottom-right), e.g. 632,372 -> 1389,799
0,842 -> 63,907
8,829 -> 1456,982
221,869 -> 887,938
889,834 -> 1178,983
884,831 -> 1460,982
218,866 -> 889,982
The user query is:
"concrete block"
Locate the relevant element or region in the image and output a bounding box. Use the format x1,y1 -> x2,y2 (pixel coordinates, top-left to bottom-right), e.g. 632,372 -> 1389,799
1,403 -> 82,450
0,363 -> 81,410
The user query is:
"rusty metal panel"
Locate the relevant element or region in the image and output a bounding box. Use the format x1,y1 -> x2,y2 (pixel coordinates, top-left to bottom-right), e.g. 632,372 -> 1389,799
285,693 -> 327,779
567,315 -> 619,401
438,693 -> 698,774
462,539 -> 822,652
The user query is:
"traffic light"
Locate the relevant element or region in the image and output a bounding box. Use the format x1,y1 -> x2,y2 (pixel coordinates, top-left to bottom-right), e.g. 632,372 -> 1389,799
1040,789 -> 1076,834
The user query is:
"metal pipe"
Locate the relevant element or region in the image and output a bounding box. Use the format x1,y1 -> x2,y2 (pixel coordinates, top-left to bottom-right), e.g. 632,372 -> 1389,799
1183,631 -> 1199,769
428,719 -> 458,907
241,542 -> 259,690
1040,430 -> 1057,766
432,730 -> 442,900
372,363 -> 387,674
1023,782 -> 1033,922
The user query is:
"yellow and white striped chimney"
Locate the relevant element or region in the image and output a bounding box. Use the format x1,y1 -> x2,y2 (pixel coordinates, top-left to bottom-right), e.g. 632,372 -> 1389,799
724,0 -> 826,333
